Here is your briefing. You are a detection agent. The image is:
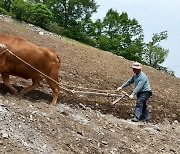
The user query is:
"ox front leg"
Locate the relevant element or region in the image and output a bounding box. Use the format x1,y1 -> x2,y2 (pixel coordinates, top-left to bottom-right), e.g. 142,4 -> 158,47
1,73 -> 17,94
20,79 -> 40,94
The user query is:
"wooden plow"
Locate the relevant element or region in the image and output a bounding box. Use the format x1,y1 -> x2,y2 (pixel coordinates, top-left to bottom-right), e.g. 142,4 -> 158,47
64,84 -> 130,106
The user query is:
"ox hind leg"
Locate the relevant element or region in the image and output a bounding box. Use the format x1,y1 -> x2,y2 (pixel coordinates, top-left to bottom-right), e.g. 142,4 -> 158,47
20,78 -> 41,94
45,77 -> 59,106
1,73 -> 17,94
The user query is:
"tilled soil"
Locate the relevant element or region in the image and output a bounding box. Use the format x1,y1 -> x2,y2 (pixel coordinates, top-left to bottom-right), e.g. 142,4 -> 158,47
0,15 -> 179,153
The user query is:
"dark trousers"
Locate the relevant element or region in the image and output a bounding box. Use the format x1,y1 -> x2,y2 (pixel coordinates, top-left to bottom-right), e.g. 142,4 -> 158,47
134,91 -> 152,120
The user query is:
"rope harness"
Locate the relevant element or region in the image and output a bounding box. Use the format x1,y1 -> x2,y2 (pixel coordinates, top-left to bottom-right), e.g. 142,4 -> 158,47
0,44 -> 129,105
0,49 -> 6,55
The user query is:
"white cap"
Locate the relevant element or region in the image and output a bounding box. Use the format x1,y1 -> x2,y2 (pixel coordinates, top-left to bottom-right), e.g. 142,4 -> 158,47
130,62 -> 142,69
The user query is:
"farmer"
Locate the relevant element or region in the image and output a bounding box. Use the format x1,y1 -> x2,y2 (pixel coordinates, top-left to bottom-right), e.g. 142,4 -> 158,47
117,62 -> 152,122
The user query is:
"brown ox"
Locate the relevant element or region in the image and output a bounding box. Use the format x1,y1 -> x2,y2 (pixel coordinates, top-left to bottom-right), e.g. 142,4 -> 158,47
0,34 -> 60,106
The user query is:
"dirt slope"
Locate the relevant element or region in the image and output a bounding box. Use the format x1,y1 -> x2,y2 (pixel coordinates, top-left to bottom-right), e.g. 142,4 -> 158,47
0,15 -> 179,154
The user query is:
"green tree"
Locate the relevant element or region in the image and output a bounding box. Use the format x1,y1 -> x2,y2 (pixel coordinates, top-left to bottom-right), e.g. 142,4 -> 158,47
76,15 -> 97,45
76,18 -> 104,47
54,0 -> 97,28
143,31 -> 169,68
30,0 -> 98,38
96,9 -> 144,62
91,19 -> 104,40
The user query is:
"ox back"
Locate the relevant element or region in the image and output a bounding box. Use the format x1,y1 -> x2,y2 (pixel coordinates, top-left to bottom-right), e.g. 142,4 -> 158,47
0,34 -> 60,106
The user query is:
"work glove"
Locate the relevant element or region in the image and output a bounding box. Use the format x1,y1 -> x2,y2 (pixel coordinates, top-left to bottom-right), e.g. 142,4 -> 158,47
117,87 -> 122,91
129,93 -> 135,99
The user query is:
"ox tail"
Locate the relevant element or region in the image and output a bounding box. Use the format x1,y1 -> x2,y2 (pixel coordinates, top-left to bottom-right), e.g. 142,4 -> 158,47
57,55 -> 60,64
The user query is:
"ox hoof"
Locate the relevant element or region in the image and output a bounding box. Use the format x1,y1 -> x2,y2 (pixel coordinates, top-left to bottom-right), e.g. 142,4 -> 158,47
20,89 -> 27,95
18,92 -> 25,97
12,90 -> 18,95
50,103 -> 56,107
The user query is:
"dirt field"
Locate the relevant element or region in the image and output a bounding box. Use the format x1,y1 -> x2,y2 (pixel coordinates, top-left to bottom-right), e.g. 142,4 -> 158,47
0,15 -> 180,154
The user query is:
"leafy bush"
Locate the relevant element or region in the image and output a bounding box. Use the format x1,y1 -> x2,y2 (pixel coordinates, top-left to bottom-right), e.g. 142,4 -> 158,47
28,3 -> 53,29
157,65 -> 175,76
0,7 -> 8,15
48,22 -> 65,35
10,0 -> 28,20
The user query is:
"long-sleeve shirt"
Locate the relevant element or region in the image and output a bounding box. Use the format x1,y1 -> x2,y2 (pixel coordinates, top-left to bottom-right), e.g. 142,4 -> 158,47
120,71 -> 151,95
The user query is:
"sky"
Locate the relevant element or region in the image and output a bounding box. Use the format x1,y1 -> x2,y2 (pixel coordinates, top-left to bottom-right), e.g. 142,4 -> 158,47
92,0 -> 180,78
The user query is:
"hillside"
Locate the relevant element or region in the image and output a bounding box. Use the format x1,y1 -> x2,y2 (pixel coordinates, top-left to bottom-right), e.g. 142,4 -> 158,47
0,15 -> 180,154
